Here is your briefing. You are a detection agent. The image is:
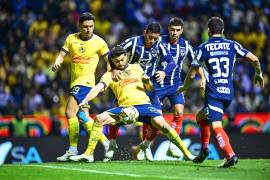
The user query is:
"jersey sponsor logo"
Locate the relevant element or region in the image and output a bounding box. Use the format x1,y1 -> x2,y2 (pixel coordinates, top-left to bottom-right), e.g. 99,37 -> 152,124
217,87 -> 230,94
119,77 -> 139,86
72,55 -> 91,64
205,43 -> 230,51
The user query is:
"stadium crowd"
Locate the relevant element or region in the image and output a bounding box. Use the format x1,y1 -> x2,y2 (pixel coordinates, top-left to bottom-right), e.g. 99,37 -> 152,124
0,0 -> 269,118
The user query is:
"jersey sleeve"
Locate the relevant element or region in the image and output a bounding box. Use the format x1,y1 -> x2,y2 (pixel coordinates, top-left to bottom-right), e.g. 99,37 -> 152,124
61,34 -> 71,53
157,42 -> 176,74
233,41 -> 250,58
186,41 -> 196,63
100,72 -> 113,90
120,37 -> 134,52
191,47 -> 203,67
97,38 -> 110,56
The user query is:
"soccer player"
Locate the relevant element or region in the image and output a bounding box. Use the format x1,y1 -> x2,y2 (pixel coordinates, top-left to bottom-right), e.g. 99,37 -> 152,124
52,12 -> 110,161
178,17 -> 264,168
106,22 -> 176,161
69,46 -> 195,162
138,17 -> 205,159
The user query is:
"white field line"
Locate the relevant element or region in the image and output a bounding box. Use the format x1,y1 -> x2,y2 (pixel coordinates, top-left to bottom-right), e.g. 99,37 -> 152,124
20,164 -> 229,180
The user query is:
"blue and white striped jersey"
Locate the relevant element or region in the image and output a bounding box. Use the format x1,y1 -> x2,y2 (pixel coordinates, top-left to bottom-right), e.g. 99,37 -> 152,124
157,35 -> 195,87
192,37 -> 250,100
120,35 -> 175,81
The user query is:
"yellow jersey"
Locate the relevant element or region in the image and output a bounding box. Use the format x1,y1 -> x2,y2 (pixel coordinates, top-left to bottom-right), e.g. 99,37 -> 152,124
62,33 -> 109,88
100,64 -> 151,106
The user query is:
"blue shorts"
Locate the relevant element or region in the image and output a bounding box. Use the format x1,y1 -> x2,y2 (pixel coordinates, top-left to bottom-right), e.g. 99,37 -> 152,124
70,85 -> 92,104
204,95 -> 231,122
146,90 -> 162,110
155,84 -> 185,106
106,104 -> 162,124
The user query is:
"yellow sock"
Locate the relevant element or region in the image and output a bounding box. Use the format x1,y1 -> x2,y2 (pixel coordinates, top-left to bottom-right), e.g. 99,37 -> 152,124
68,117 -> 79,147
83,120 -> 94,134
85,122 -> 103,155
166,128 -> 191,157
83,120 -> 108,146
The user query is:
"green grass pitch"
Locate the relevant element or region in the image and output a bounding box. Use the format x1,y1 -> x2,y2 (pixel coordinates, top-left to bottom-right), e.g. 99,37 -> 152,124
1,160 -> 270,180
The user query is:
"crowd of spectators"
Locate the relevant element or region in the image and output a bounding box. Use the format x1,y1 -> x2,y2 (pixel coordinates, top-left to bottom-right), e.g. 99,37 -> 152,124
0,0 -> 269,119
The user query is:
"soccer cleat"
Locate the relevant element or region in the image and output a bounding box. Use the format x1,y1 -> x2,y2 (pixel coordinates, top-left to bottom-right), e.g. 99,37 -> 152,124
69,153 -> 94,163
56,150 -> 77,162
144,146 -> 153,161
193,149 -> 209,164
136,148 -> 146,161
217,155 -> 238,168
103,140 -> 117,162
166,144 -> 180,159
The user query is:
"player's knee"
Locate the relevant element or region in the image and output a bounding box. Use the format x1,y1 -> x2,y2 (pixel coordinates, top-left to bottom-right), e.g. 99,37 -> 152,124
66,109 -> 77,119
174,111 -> 183,117
95,113 -> 108,125
151,117 -> 170,133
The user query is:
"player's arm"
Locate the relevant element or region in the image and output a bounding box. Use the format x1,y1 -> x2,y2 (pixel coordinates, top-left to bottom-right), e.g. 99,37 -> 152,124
52,50 -> 66,72
177,66 -> 198,93
156,43 -> 176,82
80,82 -> 105,106
187,42 -> 206,90
142,74 -> 155,92
245,52 -> 264,88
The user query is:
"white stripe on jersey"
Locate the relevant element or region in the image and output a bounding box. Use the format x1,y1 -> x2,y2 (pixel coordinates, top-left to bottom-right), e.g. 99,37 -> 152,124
234,43 -> 245,56
171,43 -> 180,86
196,49 -> 202,60
208,104 -> 224,114
202,62 -> 209,82
130,37 -> 137,62
159,43 -> 167,55
123,41 -> 132,50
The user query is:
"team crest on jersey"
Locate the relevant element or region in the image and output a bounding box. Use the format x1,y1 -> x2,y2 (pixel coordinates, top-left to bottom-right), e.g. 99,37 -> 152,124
150,48 -> 158,57
79,46 -> 85,53
180,47 -> 186,56
122,69 -> 131,76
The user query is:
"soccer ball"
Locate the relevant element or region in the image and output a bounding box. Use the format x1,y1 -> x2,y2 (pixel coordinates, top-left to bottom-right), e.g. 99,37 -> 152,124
119,106 -> 139,124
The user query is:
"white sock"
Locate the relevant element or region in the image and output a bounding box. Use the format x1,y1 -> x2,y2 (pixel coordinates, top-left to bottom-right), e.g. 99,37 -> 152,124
68,146 -> 78,154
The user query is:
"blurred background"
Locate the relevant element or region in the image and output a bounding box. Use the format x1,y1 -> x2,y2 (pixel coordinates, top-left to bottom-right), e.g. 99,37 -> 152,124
0,0 -> 269,164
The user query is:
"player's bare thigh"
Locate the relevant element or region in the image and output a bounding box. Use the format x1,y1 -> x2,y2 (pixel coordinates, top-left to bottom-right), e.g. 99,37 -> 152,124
66,95 -> 79,118
95,112 -> 117,126
151,116 -> 171,134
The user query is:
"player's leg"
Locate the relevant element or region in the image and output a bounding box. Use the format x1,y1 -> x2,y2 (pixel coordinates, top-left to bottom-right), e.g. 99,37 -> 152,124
207,98 -> 237,168
193,107 -> 211,164
150,115 -> 195,160
57,95 -> 79,161
78,108 -> 110,153
74,86 -> 110,154
136,92 -> 161,160
103,124 -> 120,162
166,103 -> 184,158
70,112 -> 117,162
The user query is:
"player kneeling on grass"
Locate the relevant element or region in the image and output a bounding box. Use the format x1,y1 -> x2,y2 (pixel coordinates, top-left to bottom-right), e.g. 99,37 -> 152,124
69,46 -> 195,162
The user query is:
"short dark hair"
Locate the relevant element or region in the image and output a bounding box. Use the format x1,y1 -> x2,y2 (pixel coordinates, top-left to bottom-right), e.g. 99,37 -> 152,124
169,17 -> 184,27
110,46 -> 126,59
207,17 -> 224,34
79,12 -> 95,23
145,22 -> 161,33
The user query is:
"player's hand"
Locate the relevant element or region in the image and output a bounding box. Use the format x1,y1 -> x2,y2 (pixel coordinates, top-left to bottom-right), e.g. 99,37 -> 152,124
52,62 -> 61,72
155,71 -> 166,83
142,74 -> 150,83
199,78 -> 206,96
112,69 -> 122,81
254,73 -> 264,88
